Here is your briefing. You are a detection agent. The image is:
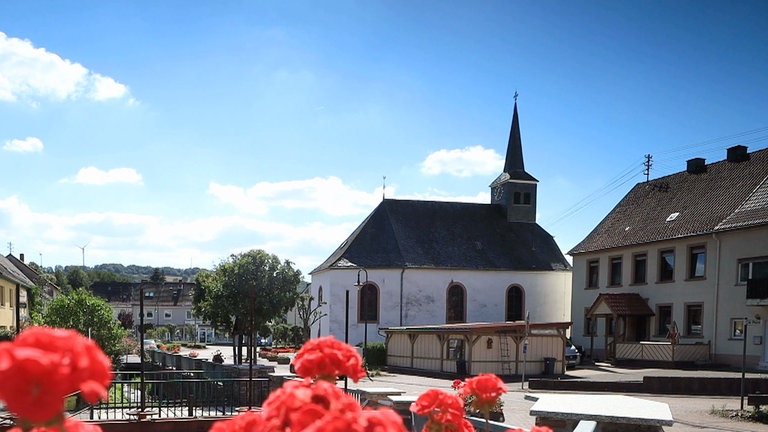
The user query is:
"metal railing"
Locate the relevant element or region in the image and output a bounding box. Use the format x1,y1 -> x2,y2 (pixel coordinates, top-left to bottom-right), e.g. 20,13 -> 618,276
65,370 -> 270,420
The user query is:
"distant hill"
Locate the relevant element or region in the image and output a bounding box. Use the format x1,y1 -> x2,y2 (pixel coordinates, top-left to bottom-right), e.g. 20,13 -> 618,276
57,263 -> 204,282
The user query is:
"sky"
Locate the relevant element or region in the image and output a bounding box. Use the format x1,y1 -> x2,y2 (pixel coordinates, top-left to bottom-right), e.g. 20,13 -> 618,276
1,1 -> 767,278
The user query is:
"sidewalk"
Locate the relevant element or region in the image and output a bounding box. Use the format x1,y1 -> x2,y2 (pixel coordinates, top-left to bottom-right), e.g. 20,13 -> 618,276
193,345 -> 768,431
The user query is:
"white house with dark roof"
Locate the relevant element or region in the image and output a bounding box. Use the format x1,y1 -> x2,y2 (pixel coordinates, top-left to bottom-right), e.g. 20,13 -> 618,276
569,145 -> 768,369
309,102 -> 572,358
0,254 -> 35,332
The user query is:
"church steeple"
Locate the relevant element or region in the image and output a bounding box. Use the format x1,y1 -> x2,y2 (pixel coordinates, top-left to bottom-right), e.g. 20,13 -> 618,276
490,97 -> 539,223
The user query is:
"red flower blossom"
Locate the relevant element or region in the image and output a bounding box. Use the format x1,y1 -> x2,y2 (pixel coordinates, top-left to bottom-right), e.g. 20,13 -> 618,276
209,410 -> 266,432
9,417 -> 103,432
0,326 -> 113,424
506,427 -> 553,432
261,378 -> 363,430
410,388 -> 466,430
292,335 -> 366,382
461,373 -> 507,414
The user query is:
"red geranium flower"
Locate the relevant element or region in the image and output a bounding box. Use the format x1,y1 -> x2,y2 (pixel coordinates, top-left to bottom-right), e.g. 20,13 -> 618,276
292,336 -> 366,382
0,327 -> 113,424
209,410 -> 266,432
261,378 -> 363,430
9,416 -> 104,432
461,373 -> 507,414
410,388 -> 466,430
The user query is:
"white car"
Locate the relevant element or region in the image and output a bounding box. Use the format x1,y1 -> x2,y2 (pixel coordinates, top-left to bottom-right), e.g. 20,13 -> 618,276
566,339 -> 581,368
143,339 -> 157,350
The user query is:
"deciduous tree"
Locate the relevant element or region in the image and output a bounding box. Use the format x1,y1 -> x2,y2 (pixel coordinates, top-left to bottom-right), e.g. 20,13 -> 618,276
193,250 -> 302,364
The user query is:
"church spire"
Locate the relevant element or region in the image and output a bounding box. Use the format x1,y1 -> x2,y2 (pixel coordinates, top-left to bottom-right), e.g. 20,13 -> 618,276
503,98 -> 525,174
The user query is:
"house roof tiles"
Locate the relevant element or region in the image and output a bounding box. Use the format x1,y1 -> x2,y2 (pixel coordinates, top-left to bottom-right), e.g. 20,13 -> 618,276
569,147 -> 768,255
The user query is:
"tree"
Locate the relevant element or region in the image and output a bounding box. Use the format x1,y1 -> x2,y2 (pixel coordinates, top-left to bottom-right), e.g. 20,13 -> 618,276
295,286 -> 326,343
41,288 -> 127,365
193,250 -> 302,364
66,268 -> 90,290
150,268 -> 165,284
117,309 -> 134,330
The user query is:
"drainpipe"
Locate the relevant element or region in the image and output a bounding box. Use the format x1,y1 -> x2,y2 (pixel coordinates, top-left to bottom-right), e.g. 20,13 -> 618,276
712,233 -> 721,357
399,268 -> 405,326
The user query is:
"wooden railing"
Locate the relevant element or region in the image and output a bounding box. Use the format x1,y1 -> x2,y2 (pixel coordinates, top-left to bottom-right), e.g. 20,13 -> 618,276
615,341 -> 710,363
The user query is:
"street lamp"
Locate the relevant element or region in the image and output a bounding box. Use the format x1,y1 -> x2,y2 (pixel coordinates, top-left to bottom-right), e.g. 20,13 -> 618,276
354,268 -> 369,362
138,281 -> 148,414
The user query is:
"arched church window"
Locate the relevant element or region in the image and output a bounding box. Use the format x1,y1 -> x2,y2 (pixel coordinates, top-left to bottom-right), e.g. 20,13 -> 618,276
506,285 -> 524,321
358,283 -> 378,323
513,192 -> 521,204
446,284 -> 466,323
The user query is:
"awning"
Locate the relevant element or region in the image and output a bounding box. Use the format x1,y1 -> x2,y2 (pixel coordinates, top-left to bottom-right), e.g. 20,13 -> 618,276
587,293 -> 655,317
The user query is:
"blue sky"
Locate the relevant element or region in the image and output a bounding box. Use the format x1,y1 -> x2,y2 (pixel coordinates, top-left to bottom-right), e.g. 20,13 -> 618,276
1,1 -> 767,277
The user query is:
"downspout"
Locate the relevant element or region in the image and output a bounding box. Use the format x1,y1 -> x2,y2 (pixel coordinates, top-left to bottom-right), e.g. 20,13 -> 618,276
711,233 -> 721,357
399,268 -> 405,326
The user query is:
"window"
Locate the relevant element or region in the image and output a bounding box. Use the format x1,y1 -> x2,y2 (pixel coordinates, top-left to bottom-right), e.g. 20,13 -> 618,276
164,310 -> 172,320
688,246 -> 706,279
632,253 -> 647,284
9,287 -> 13,308
447,338 -> 465,360
606,317 -> 615,336
659,249 -> 675,282
513,192 -> 521,204
358,284 -> 378,323
146,311 -> 154,319
523,192 -> 531,205
731,318 -> 745,340
446,284 -> 466,323
587,260 -> 599,288
0,287 -> 4,306
186,310 -> 193,320
656,304 -> 672,336
738,258 -> 768,284
685,304 -> 703,337
506,285 -> 524,321
609,257 -> 622,286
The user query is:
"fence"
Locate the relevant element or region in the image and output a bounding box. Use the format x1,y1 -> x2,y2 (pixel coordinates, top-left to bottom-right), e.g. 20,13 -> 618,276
66,370 -> 270,420
615,341 -> 710,363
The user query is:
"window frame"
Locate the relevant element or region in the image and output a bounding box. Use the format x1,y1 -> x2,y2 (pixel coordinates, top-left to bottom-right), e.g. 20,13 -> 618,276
446,283 -> 467,323
658,249 -> 675,282
608,256 -> 623,287
164,310 -> 172,320
687,245 -> 706,280
738,257 -> 768,285
358,283 -> 379,323
684,303 -> 703,337
447,338 -> 465,360
730,318 -> 745,340
632,252 -> 647,285
505,285 -> 524,322
587,259 -> 599,289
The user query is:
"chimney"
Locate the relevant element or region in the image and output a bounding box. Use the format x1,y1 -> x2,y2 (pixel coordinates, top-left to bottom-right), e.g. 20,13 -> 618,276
727,145 -> 749,163
19,253 -> 24,263
686,158 -> 706,174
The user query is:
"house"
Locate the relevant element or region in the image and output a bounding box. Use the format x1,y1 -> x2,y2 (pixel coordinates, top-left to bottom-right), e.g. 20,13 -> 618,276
309,102 -> 573,362
6,253 -> 62,308
88,280 -> 217,343
569,145 -> 768,369
0,254 -> 35,332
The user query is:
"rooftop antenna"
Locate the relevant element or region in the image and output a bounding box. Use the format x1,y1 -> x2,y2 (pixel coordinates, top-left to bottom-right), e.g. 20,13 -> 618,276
644,154 -> 653,182
382,176 -> 386,200
77,242 -> 89,268
7,242 -> 12,255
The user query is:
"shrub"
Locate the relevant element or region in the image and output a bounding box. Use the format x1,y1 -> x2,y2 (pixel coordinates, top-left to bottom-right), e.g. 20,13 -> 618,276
363,342 -> 386,368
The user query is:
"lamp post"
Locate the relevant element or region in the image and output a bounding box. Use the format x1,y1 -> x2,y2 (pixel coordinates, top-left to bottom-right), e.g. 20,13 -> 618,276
354,268 -> 369,361
138,281 -> 147,414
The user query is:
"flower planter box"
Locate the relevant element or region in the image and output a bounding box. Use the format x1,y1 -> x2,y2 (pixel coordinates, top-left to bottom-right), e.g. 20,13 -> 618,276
276,357 -> 291,365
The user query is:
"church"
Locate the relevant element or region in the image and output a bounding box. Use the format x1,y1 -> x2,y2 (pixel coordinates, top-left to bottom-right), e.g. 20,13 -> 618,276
309,102 -> 572,347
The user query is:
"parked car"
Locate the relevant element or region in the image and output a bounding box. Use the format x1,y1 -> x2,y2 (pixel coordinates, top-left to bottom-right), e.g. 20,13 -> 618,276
143,339 -> 157,350
565,338 -> 581,368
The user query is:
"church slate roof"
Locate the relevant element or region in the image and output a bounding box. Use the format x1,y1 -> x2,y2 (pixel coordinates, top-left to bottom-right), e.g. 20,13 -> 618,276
311,199 -> 571,273
569,147 -> 768,255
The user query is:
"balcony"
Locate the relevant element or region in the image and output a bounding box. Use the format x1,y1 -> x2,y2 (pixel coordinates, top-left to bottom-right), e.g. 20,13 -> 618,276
746,278 -> 768,306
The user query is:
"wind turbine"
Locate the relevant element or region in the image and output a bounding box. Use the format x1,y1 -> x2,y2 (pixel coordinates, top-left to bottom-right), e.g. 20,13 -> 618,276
77,242 -> 89,268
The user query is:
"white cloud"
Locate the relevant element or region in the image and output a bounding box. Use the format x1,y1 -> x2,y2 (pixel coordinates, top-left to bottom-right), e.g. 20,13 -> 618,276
0,32 -> 131,103
3,136 -> 43,153
208,176 -> 381,216
421,145 -> 504,177
61,167 -> 144,185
